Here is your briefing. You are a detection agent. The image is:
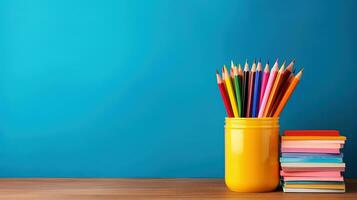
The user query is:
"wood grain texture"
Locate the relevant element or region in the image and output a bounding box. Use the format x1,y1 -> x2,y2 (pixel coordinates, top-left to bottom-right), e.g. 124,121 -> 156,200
0,178 -> 355,200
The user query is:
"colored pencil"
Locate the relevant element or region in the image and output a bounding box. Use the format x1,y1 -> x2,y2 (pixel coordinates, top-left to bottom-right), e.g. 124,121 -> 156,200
246,60 -> 256,117
259,61 -> 270,107
223,65 -> 239,117
233,66 -> 242,117
230,61 -> 235,92
263,61 -> 285,117
215,59 -> 302,118
216,71 -> 234,117
268,59 -> 295,116
273,69 -> 303,117
258,59 -> 279,117
252,59 -> 262,117
242,61 -> 250,117
269,71 -> 295,116
238,64 -> 243,102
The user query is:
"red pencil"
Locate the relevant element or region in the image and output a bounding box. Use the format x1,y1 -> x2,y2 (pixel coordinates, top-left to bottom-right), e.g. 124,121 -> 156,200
216,70 -> 234,117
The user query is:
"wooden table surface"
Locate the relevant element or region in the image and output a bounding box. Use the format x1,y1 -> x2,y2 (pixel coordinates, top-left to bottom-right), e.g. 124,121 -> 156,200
0,179 -> 355,200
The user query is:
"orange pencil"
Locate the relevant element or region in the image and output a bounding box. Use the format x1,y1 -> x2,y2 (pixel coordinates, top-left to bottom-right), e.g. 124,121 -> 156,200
263,62 -> 285,117
269,71 -> 295,116
273,69 -> 304,117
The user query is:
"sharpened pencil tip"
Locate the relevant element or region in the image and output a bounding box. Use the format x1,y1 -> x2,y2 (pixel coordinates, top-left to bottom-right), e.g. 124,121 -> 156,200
216,69 -> 219,74
264,63 -> 270,72
273,59 -> 279,67
296,68 -> 304,78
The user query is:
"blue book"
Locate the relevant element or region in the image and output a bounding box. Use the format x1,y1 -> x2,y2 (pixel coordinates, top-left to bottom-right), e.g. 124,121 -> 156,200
280,157 -> 343,163
281,153 -> 343,158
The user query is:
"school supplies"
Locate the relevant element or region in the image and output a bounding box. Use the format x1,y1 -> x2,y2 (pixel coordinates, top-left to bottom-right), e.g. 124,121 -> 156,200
272,69 -> 303,117
246,60 -> 256,117
223,66 -> 239,117
259,62 -> 270,107
258,60 -> 279,117
216,71 -> 234,117
263,62 -> 285,117
252,60 -> 262,117
280,130 -> 346,193
233,66 -> 242,117
242,61 -> 250,117
216,59 -> 302,118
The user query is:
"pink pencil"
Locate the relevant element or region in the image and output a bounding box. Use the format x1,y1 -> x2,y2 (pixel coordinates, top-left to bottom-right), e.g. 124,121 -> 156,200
259,62 -> 270,107
258,59 -> 279,117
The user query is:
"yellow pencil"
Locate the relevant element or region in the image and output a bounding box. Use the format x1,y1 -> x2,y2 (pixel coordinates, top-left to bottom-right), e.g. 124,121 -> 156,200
223,65 -> 239,117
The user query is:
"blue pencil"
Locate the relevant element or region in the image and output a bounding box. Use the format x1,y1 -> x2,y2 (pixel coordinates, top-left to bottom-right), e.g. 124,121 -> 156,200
252,60 -> 263,117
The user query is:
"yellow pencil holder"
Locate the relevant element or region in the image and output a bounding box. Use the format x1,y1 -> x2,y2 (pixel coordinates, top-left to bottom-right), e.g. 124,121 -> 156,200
225,117 -> 280,192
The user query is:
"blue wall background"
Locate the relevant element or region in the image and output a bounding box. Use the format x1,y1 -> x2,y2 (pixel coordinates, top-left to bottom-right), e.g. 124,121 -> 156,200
0,0 -> 356,178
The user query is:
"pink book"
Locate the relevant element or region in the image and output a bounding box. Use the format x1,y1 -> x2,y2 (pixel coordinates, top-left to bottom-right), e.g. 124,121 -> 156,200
284,176 -> 344,181
281,143 -> 342,149
280,170 -> 341,177
282,167 -> 345,172
281,147 -> 340,154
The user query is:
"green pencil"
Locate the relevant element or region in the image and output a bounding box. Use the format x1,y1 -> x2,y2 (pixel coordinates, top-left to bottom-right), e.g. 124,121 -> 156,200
233,66 -> 242,117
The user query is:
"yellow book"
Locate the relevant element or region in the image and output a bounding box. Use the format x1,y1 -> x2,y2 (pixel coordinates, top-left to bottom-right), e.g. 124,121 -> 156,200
285,184 -> 345,190
282,136 -> 346,141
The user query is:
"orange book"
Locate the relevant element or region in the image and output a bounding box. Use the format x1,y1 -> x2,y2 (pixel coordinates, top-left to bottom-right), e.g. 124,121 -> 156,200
282,136 -> 346,141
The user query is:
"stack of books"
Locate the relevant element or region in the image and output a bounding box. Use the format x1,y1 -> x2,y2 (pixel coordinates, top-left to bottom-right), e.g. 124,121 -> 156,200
280,130 -> 346,193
